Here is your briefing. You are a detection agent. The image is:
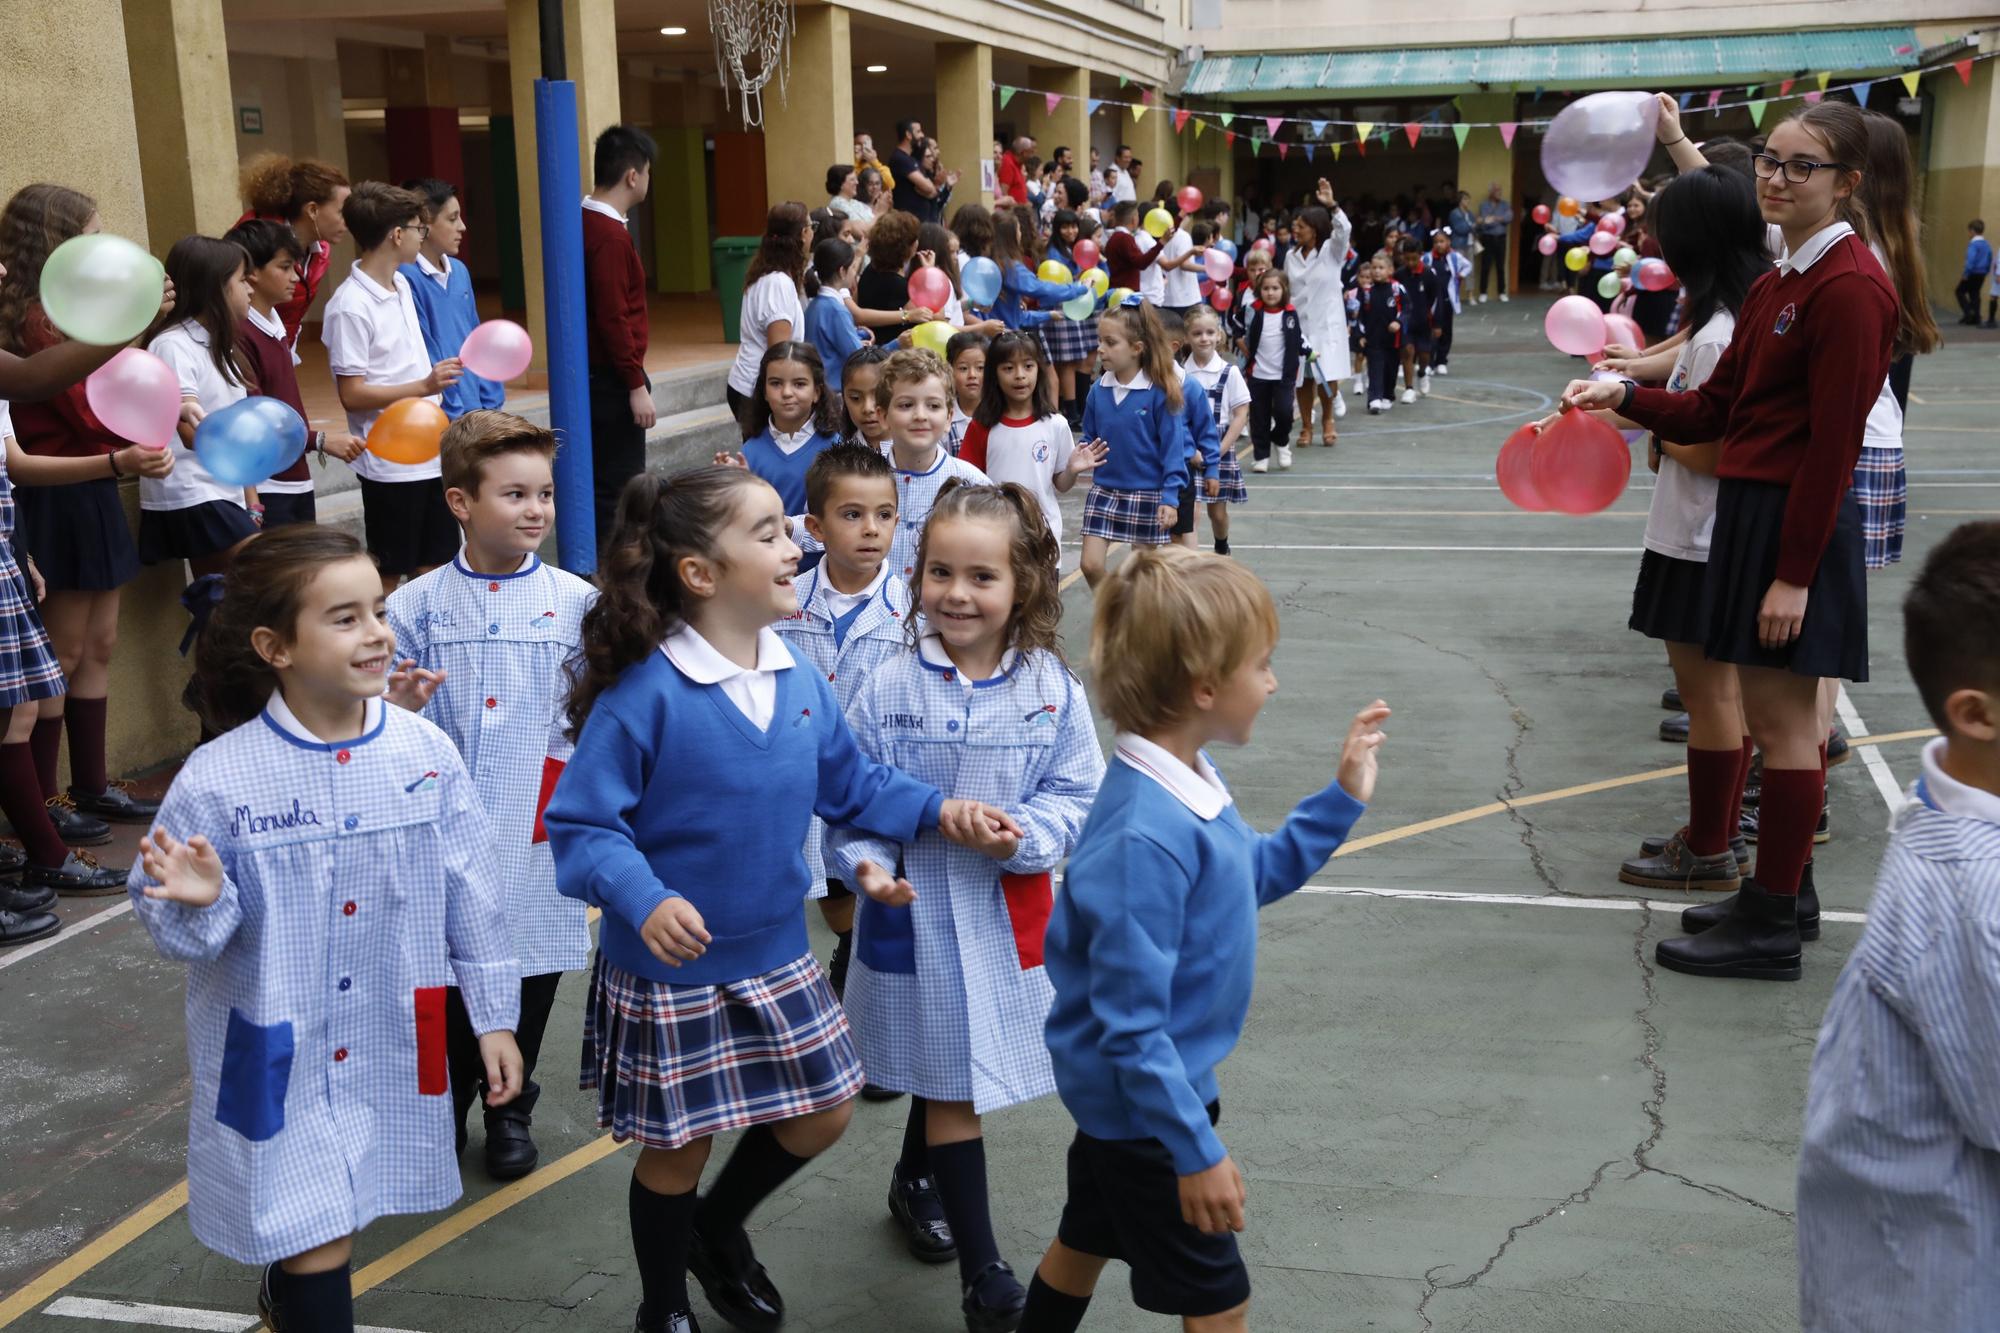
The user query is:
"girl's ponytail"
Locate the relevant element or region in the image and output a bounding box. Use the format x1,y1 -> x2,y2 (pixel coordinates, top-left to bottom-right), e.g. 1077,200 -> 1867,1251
1110,302 -> 1183,412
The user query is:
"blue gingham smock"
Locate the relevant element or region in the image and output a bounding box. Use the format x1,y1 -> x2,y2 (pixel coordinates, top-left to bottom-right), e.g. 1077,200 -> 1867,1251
386,553 -> 596,975
127,694 -> 519,1265
773,563 -> 913,895
830,638 -> 1103,1111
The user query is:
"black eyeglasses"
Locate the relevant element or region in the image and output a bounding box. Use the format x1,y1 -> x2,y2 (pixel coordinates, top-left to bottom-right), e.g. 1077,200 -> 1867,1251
398,222 -> 431,239
1752,153 -> 1849,185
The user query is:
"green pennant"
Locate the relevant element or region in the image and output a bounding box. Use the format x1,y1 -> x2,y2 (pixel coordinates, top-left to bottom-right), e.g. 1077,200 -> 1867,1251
1118,76 -> 1128,88
1452,123 -> 1470,149
998,85 -> 1017,109
1219,112 -> 1234,127
1378,126 -> 1391,145
1249,135 -> 1264,154
1746,84 -> 1760,99
1748,99 -> 1768,126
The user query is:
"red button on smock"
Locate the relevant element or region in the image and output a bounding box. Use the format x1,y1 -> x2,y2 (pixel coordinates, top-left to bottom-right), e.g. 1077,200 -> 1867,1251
342,901 -> 357,916
335,750 -> 350,765
334,1047 -> 348,1062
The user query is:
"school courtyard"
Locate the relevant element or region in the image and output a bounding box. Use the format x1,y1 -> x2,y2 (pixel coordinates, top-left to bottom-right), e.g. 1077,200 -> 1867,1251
0,299 -> 1984,1332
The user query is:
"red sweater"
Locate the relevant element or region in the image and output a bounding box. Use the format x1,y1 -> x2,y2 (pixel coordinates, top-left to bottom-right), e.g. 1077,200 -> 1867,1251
1624,230 -> 1894,587
1104,228 -> 1163,293
583,207 -> 649,389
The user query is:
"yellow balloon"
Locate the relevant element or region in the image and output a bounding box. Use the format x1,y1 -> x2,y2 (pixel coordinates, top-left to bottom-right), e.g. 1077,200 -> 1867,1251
911,320 -> 955,357
1143,208 -> 1173,239
1037,259 -> 1073,284
1563,246 -> 1589,273
1104,287 -> 1135,310
1081,266 -> 1109,298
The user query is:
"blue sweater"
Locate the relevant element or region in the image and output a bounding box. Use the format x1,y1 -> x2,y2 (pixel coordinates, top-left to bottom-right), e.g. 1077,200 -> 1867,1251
1080,377 -> 1190,495
545,650 -> 943,984
740,426 -> 838,515
1966,235 -> 1993,279
1177,374 -> 1221,485
996,262 -> 1090,331
1044,753 -> 1365,1173
399,258 -> 505,418
804,291 -> 868,392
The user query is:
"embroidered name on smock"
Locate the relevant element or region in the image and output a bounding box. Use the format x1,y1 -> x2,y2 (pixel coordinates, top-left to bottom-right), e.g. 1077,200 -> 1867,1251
884,713 -> 925,730
232,799 -> 323,837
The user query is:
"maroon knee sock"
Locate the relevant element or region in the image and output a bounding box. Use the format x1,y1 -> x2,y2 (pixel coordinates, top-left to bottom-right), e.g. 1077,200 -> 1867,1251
1684,746 -> 1743,856
64,696 -> 108,796
0,742 -> 68,868
28,715 -> 62,796
1726,739 -> 1755,835
1753,767 -> 1824,896
1818,739 -> 1829,774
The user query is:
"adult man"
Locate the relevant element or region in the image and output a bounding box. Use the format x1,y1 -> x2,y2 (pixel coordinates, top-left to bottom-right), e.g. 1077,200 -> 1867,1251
888,119 -> 939,215
999,134 -> 1032,205
1475,181 -> 1514,303
1110,145 -> 1137,203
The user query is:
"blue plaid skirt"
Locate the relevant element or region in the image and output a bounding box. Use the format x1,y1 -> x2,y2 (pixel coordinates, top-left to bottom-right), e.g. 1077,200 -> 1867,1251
1043,312 -> 1099,363
1853,445 -> 1905,569
1214,447 -> 1249,504
580,952 -> 863,1149
1082,485 -> 1174,546
0,551 -> 64,707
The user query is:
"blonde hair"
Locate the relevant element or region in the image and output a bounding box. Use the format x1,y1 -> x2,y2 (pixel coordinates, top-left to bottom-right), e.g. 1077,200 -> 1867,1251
1090,546 -> 1278,733
874,346 -> 950,410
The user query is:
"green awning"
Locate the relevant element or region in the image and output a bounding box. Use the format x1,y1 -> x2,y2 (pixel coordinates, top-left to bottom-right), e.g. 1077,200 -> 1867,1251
1184,27 -> 1920,97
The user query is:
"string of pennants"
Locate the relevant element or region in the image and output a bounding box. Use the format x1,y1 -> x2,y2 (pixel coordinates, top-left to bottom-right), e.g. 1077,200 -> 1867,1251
990,38 -> 1991,159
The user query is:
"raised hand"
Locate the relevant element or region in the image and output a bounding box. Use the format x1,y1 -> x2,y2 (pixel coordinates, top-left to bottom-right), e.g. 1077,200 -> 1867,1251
385,658 -> 446,712
138,827 -> 224,907
1065,439 -> 1108,474
854,859 -> 917,906
712,450 -> 748,469
1336,700 -> 1391,803
640,896 -> 711,967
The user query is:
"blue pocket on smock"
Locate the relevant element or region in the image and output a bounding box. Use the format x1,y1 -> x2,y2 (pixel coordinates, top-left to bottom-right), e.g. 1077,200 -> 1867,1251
215,1008 -> 294,1142
856,897 -> 916,975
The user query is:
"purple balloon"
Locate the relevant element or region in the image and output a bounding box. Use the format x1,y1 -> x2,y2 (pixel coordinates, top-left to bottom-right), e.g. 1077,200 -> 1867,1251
1541,91 -> 1659,206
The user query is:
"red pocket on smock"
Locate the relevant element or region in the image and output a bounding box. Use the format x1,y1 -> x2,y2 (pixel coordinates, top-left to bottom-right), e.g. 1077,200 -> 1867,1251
531,755 -> 566,844
1000,872 -> 1053,970
414,986 -> 448,1095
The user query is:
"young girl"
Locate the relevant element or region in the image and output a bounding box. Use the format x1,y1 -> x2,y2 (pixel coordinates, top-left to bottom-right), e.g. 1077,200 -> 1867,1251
1424,227 -> 1473,375
990,210 -> 1090,334
732,341 -> 842,574
1562,102 -> 1896,982
804,238 -> 869,394
1041,214 -> 1101,429
1183,307 -> 1251,554
945,330 -> 988,454
1230,245 -> 1272,357
832,480 -> 1105,1331
841,343 -> 892,449
128,525 -> 524,1333
914,221 -> 1005,341
1076,303 -> 1188,589
957,330 -> 1105,554
544,467 -> 1013,1333
399,177 -> 505,419
1396,241 -> 1436,402
1353,256 -> 1407,414
1240,270 -> 1310,474
141,235 -> 263,575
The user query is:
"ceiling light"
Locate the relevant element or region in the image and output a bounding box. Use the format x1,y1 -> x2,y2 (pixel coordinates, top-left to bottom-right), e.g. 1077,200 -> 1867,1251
660,26 -> 687,35
866,64 -> 888,73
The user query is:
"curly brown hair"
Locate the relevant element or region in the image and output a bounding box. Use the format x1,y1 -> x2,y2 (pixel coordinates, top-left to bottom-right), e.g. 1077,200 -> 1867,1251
0,183 -> 97,354
867,209 -> 922,273
949,202 -> 995,259
906,478 -> 1065,663
239,154 -> 349,221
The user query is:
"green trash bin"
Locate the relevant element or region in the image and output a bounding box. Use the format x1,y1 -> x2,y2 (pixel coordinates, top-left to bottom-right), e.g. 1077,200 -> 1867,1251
712,236 -> 762,343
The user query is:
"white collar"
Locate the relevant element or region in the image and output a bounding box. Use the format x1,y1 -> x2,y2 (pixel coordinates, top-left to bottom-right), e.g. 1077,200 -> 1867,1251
1098,368 -> 1153,392
582,195 -> 628,223
344,262 -> 400,303
1921,738 -> 2000,827
1776,220 -> 1854,276
888,442 -> 947,474
1187,352 -> 1225,372
769,424 -> 817,454
659,623 -> 795,682
1114,733 -> 1231,820
170,318 -> 212,347
817,558 -> 891,606
917,630 -> 1017,683
265,690 -> 384,747
818,286 -> 851,301
416,252 -> 453,283
244,304 -> 286,340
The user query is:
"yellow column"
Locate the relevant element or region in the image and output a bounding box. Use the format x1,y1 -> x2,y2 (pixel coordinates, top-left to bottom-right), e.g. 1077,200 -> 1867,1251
1922,59 -> 2000,309
566,0 -> 624,179
937,43 -> 994,210
1024,66 -> 1090,172
761,5 -> 853,208
1457,93 -> 1517,288
121,0 -> 239,242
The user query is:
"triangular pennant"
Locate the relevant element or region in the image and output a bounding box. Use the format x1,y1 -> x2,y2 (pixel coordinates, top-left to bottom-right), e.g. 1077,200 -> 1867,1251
1265,116 -> 1283,138
1452,123 -> 1470,149
1045,92 -> 1062,115
1356,120 -> 1374,142
1854,80 -> 1874,104
1141,88 -> 1154,105
1301,143 -> 1314,161
1748,100 -> 1768,126
1355,136 -> 1366,158
1277,142 -> 1289,160
1118,76 -> 1128,88
1779,77 -> 1795,95
1706,88 -> 1722,109
1499,122 -> 1518,147
1219,112 -> 1235,127
1331,141 -> 1342,160
1900,71 -> 1921,96
1533,85 -> 1546,101
1224,130 -> 1236,147
1086,99 -> 1103,117
1816,71 -> 1831,91
1310,120 -> 1327,137
1193,119 -> 1206,140
1746,85 -> 1760,99
1174,108 -> 1191,133
1956,57 -> 1975,86
1402,121 -> 1421,147
997,86 -> 1017,109
1131,103 -> 1147,123
1677,91 -> 1694,112
1452,96 -> 1464,110
1378,126 -> 1391,145
1803,90 -> 1823,105
1249,135 -> 1263,154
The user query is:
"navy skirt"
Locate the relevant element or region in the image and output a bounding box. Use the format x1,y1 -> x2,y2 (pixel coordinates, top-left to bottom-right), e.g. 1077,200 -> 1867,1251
258,490 -> 317,529
1628,548 -> 1709,645
137,500 -> 259,565
1699,479 -> 1867,682
13,476 -> 140,591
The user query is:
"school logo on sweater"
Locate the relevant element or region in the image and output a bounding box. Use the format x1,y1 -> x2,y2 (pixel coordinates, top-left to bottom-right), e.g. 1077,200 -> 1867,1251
1773,303 -> 1797,335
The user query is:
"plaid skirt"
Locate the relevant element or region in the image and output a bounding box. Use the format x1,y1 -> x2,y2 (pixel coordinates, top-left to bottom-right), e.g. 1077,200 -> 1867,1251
1082,484 -> 1174,546
1214,447 -> 1249,504
580,952 -> 864,1150
1853,445 -> 1905,569
0,547 -> 65,707
1043,312 -> 1099,363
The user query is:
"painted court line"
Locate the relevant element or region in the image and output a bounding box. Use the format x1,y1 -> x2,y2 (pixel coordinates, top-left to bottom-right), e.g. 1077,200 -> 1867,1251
0,901 -> 130,972
1836,686 -> 1907,815
42,1298 -> 421,1333
1222,544 -> 1644,553
1295,882 -> 1867,926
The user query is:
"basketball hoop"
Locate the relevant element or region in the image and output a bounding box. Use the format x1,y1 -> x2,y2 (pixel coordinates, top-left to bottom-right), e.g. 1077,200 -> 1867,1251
708,0 -> 792,128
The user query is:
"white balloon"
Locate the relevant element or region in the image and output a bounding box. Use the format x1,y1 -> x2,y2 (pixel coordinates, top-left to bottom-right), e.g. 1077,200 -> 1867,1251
1541,91 -> 1660,206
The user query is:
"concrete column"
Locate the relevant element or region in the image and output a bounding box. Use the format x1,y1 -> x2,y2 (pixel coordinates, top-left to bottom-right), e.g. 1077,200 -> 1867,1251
762,5 -> 853,208
1456,93 -> 1516,290
654,77 -> 711,293
121,0 -> 239,242
937,42 -> 994,210
1025,65 -> 1091,177
384,34 -> 465,189
1921,60 -> 1999,310
566,0 -> 625,178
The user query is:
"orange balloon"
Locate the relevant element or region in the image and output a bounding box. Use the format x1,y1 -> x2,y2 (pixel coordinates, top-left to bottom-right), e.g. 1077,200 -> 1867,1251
366,397 -> 448,465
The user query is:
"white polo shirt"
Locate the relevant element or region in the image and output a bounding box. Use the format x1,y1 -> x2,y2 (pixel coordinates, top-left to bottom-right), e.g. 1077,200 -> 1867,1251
321,263 -> 442,482
144,320 -> 250,514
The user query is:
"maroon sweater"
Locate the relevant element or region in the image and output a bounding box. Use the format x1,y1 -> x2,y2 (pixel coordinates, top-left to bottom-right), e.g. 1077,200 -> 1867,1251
582,207 -> 649,389
1104,228 -> 1164,293
1624,229 -> 1894,587
236,320 -> 312,485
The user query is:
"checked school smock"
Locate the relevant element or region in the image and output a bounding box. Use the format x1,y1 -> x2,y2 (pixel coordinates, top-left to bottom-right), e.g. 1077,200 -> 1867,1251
773,563 -> 913,895
386,553 -> 596,975
127,695 -> 519,1265
830,639 -> 1103,1112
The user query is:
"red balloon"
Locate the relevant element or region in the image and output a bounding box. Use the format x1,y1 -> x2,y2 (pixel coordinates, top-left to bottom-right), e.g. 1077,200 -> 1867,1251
1177,185 -> 1204,215
1531,204 -> 1552,225
1529,410 -> 1633,515
907,265 -> 952,315
1073,238 -> 1101,271
1210,283 -> 1234,311
1496,424 -> 1550,511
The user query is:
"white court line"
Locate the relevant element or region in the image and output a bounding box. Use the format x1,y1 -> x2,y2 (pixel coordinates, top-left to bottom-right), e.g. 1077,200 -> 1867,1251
0,901 -> 130,971
1214,544 -> 1643,553
1835,686 -> 1907,814
42,1297 -> 422,1333
1296,882 -> 1867,925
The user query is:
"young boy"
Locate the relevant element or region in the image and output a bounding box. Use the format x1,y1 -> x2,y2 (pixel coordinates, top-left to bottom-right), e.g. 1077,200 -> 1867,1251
1352,256 -> 1405,415
1022,547 -> 1388,1333
1796,520 -> 2000,1332
322,181 -> 463,588
384,410 -> 597,1181
1153,309 -> 1220,551
875,348 -> 988,583
944,331 -> 988,456
401,177 -> 506,419
1396,241 -> 1436,402
582,125 -> 657,548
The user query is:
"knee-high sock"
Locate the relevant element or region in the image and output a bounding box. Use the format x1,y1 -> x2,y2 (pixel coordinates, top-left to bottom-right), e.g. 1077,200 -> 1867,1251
64,696 -> 108,796
270,1261 -> 356,1333
929,1137 -> 1003,1284
1754,767 -> 1823,896
899,1096 -> 929,1178
630,1175 -> 697,1324
1020,1273 -> 1092,1333
695,1123 -> 812,1246
1684,746 -> 1743,856
0,743 -> 66,867
28,715 -> 61,796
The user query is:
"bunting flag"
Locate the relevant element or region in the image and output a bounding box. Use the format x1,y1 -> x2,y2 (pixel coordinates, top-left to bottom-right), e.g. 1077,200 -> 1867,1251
1301,143 -> 1315,160
1855,80 -> 1875,104
1219,112 -> 1235,127
1277,142 -> 1290,159
1331,142 -> 1342,160
1706,88 -> 1722,109
1086,98 -> 1103,117
1310,120 -> 1327,137
1901,70 -> 1921,95
1174,108 -> 1191,133
1804,90 -> 1824,104
1356,120 -> 1374,142
1499,122 -> 1518,147
1224,130 -> 1236,147
1193,119 -> 1205,140
1045,92 -> 1062,115
1131,103 -> 1147,123
1746,85 -> 1760,98
1355,137 -> 1366,157
1677,91 -> 1694,112
1249,135 -> 1264,154
1816,71 -> 1832,90
1265,115 -> 1283,137
1141,88 -> 1154,105
1118,75 -> 1128,88
1957,58 -> 1975,85
1452,123 -> 1470,148
1779,77 -> 1796,95
998,85 -> 1017,109
1378,126 -> 1392,145
1533,85 -> 1546,100
1403,121 -> 1422,147
1748,100 -> 1768,126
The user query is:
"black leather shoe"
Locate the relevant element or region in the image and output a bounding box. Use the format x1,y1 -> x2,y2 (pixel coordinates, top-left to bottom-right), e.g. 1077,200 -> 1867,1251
827,932 -> 852,1001
636,1306 -> 702,1333
1,880 -> 57,912
1660,686 -> 1682,711
45,797 -> 111,847
484,1081 -> 540,1179
0,904 -> 59,946
0,842 -> 24,877
962,1260 -> 1027,1333
1826,728 -> 1850,767
860,1083 -> 906,1102
1658,712 -> 1689,743
1740,803 -> 1830,845
257,1262 -> 283,1332
69,783 -> 159,823
25,851 -> 126,896
1683,866 -> 1822,941
1655,879 -> 1802,981
1618,832 -> 1741,892
689,1224 -> 783,1332
888,1163 -> 957,1263
1640,829 -> 1749,870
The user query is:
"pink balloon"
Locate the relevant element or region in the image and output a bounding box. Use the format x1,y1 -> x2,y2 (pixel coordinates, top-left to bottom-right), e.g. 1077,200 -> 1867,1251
1597,213 -> 1626,236
1588,230 -> 1619,256
1210,284 -> 1234,311
85,347 -> 180,448
1530,409 -> 1632,514
1602,312 -> 1646,352
1635,257 -> 1676,291
1250,238 -> 1273,254
1496,424 -> 1550,511
1203,247 -> 1235,284
458,319 -> 534,382
1073,238 -> 1101,271
1544,295 -> 1607,357
1537,233 -> 1559,256
908,266 -> 952,315
1540,91 -> 1660,205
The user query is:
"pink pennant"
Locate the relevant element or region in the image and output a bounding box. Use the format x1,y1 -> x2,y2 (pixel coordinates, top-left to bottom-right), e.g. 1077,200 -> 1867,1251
1402,121 -> 1421,148
1277,142 -> 1289,159
1141,88 -> 1155,106
1706,89 -> 1722,109
1803,90 -> 1823,104
1265,116 -> 1283,138
1498,122 -> 1518,147
1173,108 -> 1191,134
1045,92 -> 1062,115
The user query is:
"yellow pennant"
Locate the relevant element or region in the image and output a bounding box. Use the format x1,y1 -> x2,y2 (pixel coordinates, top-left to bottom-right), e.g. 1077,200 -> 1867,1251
1900,71 -> 1921,96
1815,71 -> 1831,91
1356,121 -> 1374,142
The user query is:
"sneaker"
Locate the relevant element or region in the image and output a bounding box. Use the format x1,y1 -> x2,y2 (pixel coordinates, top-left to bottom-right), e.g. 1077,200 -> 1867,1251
1276,445 -> 1293,470
1418,373 -> 1431,396
1351,376 -> 1366,396
1332,392 -> 1346,418
1477,294 -> 1489,304
1399,387 -> 1417,404
1618,831 -> 1742,892
1826,728 -> 1850,767
1436,363 -> 1449,375
1368,403 -> 1382,415
1251,457 -> 1269,473
1499,293 -> 1510,302
45,795 -> 111,848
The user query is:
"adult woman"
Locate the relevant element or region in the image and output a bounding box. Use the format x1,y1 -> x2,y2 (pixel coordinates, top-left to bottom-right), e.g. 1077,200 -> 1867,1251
1283,179 -> 1352,447
1475,182 -> 1513,302
857,166 -> 891,219
726,202 -> 812,432
917,139 -> 956,225
1447,191 -> 1476,261
236,154 -> 349,348
854,208 -> 922,347
827,165 -> 873,225
1561,103 -> 1895,982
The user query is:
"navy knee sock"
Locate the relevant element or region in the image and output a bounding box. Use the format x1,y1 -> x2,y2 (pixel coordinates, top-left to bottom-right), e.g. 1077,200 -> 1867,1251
629,1174 -> 697,1326
898,1096 -> 929,1178
1020,1273 -> 1092,1332
929,1137 -> 1003,1284
270,1261 -> 355,1333
695,1123 -> 812,1247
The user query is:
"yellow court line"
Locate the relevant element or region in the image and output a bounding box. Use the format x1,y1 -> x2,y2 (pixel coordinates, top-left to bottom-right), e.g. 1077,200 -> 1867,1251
0,1181 -> 188,1325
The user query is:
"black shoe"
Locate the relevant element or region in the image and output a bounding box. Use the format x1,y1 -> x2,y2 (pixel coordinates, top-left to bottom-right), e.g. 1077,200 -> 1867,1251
1683,867 -> 1822,942
1959,315 -> 1981,326
1826,728 -> 1850,767
1214,538 -> 1231,556
688,1224 -> 783,1332
45,796 -> 111,848
637,1307 -> 702,1333
0,904 -> 60,946
1985,321 -> 1998,330
257,1262 -> 283,1332
1740,753 -> 1763,809
888,1163 -> 957,1263
962,1260 -> 1027,1333
1640,829 -> 1750,871
860,1083 -> 905,1102
1658,711 -> 1689,743
1,880 -> 57,912
69,782 -> 159,823
827,932 -> 852,1001
483,1080 -> 540,1180
24,851 -> 126,896
1739,803 -> 1830,845
0,842 -> 24,878
1660,686 -> 1682,711
1655,879 -> 1802,981
1617,832 -> 1741,892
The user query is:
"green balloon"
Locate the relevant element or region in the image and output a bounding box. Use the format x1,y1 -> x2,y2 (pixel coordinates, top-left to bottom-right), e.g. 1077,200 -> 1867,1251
1061,290 -> 1096,320
1612,246 -> 1638,269
39,234 -> 166,345
1597,270 -> 1624,300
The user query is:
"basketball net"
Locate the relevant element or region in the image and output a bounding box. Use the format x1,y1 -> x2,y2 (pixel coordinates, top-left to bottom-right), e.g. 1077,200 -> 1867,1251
708,0 -> 792,128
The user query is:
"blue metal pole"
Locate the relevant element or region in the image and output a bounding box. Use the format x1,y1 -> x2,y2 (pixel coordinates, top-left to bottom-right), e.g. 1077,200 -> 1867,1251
535,76 -> 596,574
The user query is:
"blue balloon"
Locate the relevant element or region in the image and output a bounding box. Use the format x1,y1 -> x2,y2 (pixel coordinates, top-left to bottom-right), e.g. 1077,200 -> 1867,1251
1215,238 -> 1238,259
961,256 -> 1002,308
193,396 -> 307,487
